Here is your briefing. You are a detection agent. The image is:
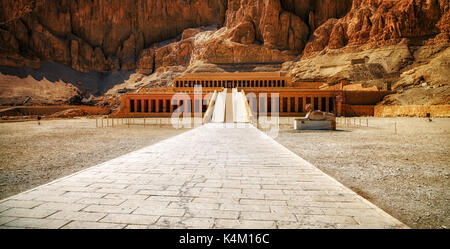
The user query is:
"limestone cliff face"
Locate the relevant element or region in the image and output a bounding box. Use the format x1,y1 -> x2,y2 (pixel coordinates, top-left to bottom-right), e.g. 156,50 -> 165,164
173,0 -> 353,65
0,0 -> 227,72
0,0 -> 449,106
1,0 -> 448,72
303,0 -> 449,56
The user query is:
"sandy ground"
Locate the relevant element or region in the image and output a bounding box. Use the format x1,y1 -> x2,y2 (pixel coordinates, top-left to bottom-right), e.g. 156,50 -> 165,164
275,117 -> 450,229
0,118 -> 189,200
0,117 -> 448,229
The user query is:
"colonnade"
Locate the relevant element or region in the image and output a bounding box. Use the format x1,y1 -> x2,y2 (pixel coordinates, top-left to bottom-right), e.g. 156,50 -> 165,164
128,98 -> 209,114
127,95 -> 336,115
247,95 -> 336,114
175,79 -> 287,88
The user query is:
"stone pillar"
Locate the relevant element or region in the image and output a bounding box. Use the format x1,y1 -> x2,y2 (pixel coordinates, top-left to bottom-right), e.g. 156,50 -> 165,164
318,96 -> 322,111
163,99 -> 167,113
126,97 -> 131,113
303,97 -> 307,111
287,96 -> 291,113
336,95 -> 343,116
295,97 -> 299,113
134,99 -> 138,114
156,98 -> 160,113
170,100 -> 174,113
325,97 -> 330,112
280,97 -> 283,113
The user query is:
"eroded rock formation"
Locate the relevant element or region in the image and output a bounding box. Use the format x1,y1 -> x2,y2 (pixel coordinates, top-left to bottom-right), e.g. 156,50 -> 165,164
0,0 -> 227,72
0,0 -> 448,106
304,0 -> 449,56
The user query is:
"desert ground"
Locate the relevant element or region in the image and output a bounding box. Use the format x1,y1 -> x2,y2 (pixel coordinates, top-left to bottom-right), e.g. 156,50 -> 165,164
0,117 -> 448,229
0,118 -> 189,200
275,117 -> 450,229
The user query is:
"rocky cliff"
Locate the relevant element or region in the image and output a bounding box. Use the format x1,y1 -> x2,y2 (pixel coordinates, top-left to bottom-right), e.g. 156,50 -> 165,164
0,0 -> 448,106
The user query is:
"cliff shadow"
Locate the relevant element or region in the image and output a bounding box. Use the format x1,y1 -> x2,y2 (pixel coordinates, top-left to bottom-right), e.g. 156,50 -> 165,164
0,62 -> 132,96
214,63 -> 284,72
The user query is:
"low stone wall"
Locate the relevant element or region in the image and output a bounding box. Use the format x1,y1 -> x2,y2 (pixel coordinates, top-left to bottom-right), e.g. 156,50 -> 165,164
374,105 -> 450,117
344,91 -> 392,105
0,105 -> 110,117
343,105 -> 375,117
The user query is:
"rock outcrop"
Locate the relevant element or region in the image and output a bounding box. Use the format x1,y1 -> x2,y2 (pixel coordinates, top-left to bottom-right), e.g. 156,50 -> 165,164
0,0 -> 449,106
304,0 -> 449,56
1,0 -> 448,72
0,0 -> 227,72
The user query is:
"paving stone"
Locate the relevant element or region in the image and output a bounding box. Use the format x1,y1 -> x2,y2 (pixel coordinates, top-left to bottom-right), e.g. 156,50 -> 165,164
100,213 -> 159,225
192,197 -> 240,204
63,192 -> 106,199
0,216 -> 17,226
133,207 -> 185,217
239,199 -> 287,206
35,202 -> 88,211
0,200 -> 44,209
4,194 -> 36,201
156,217 -> 214,228
32,195 -> 81,204
295,214 -> 358,225
89,183 -> 129,189
0,225 -> 24,229
62,221 -> 126,229
220,204 -> 270,212
120,200 -> 170,209
95,188 -> 138,194
241,211 -> 298,222
277,221 -> 332,229
184,209 -> 240,219
76,198 -> 126,206
125,224 -> 148,229
102,193 -> 149,200
0,206 -> 11,213
215,219 -> 276,229
168,202 -> 219,210
48,211 -> 107,222
83,204 -> 136,214
3,218 -> 69,229
0,123 -> 407,229
0,208 -> 57,218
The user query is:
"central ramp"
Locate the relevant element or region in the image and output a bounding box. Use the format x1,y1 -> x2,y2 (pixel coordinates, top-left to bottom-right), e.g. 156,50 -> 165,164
211,89 -> 226,123
210,88 -> 250,124
0,124 -> 407,229
225,89 -> 234,123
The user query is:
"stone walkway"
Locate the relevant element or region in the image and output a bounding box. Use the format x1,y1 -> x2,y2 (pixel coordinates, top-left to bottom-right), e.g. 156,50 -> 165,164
0,124 -> 407,229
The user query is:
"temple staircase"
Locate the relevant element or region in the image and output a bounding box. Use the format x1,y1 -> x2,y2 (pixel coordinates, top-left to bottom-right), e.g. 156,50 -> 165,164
203,88 -> 252,124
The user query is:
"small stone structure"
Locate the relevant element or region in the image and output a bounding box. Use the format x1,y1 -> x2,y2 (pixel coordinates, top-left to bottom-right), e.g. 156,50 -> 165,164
294,104 -> 336,130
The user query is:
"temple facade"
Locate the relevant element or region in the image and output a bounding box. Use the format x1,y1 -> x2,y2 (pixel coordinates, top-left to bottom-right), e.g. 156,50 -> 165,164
112,72 -> 390,118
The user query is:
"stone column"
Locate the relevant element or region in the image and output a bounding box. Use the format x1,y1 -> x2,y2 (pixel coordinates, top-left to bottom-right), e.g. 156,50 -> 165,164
280,97 -> 283,113
303,97 -> 307,112
318,96 -> 322,111
287,96 -> 291,113
134,99 -> 138,114
156,98 -> 160,113
336,95 -> 343,116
